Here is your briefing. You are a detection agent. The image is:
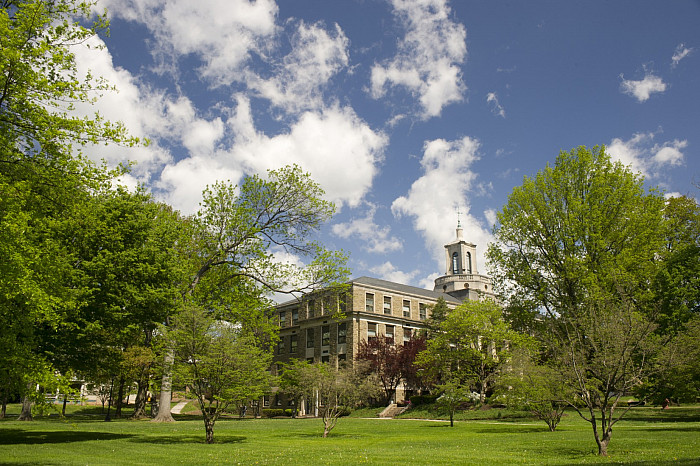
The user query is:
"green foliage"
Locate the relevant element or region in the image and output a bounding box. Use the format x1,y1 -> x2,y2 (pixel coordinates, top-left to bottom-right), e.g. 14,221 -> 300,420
170,303 -> 273,443
495,348 -> 572,431
416,299 -> 527,403
487,146 -> 667,456
409,394 -> 439,406
0,0 -> 139,409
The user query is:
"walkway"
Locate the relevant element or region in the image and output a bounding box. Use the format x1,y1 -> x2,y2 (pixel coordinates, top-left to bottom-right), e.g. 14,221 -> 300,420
170,400 -> 189,414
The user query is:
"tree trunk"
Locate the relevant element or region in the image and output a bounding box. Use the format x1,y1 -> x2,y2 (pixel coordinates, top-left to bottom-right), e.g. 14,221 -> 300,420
449,409 -> 454,427
131,377 -> 149,419
114,376 -> 125,418
17,394 -> 33,421
1,395 -> 6,418
152,349 -> 175,422
62,395 -> 68,416
204,417 -> 215,444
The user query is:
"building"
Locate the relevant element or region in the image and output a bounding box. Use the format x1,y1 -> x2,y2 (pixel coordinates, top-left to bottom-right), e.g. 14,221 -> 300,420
271,224 -> 495,410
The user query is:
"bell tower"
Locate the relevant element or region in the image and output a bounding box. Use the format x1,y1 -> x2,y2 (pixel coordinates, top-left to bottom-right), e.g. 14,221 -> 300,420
433,217 -> 495,301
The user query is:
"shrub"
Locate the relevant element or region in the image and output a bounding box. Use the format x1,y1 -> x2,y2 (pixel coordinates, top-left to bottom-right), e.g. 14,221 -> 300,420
410,394 -> 439,406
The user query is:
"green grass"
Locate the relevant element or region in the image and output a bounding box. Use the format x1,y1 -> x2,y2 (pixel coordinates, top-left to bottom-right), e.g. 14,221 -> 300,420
1,405 -> 698,464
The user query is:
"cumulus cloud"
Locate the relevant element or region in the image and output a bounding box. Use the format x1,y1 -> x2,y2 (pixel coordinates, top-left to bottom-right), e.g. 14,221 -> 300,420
620,73 -> 667,102
100,0 -> 279,85
391,136 -> 492,273
247,21 -> 349,112
607,132 -> 687,179
227,96 -> 387,209
369,261 -> 419,284
370,0 -> 467,119
332,203 -> 403,254
671,43 -> 693,67
486,92 -> 505,118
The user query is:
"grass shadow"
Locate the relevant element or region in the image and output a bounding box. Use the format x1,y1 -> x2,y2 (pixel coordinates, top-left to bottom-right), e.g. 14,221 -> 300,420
128,434 -> 246,445
0,429 -> 134,445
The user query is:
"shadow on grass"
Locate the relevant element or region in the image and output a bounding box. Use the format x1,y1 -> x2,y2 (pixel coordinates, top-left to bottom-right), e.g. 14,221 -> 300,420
129,434 -> 246,445
0,429 -> 134,445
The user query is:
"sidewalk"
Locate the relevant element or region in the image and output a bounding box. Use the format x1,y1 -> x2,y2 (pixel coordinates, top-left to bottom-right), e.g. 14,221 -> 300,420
171,400 -> 189,414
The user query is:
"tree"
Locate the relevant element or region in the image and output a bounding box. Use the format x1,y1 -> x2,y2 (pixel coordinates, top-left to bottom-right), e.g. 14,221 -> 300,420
434,379 -> 473,427
154,166 -> 349,422
398,335 -> 428,396
170,302 -> 273,444
0,0 -> 137,419
307,361 -> 380,437
416,299 -> 524,404
356,337 -> 403,405
495,348 -> 571,432
278,359 -> 312,417
487,146 -> 667,456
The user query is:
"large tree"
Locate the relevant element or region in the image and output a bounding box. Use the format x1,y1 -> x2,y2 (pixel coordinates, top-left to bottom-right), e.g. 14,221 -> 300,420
0,0 -> 137,419
153,166 -> 349,422
487,146 -> 667,456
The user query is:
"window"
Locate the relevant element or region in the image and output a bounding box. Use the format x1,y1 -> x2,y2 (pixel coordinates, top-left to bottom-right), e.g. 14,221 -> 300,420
323,296 -> 333,315
337,322 -> 347,344
402,300 -> 411,318
290,334 -> 298,353
277,338 -> 285,354
322,325 -> 330,346
338,353 -> 347,363
339,293 -> 347,314
263,395 -> 270,407
452,252 -> 460,274
279,311 -> 286,327
306,357 -> 314,364
365,293 -> 374,312
383,296 -> 392,315
367,322 -> 377,341
419,303 -> 427,321
385,325 -> 394,344
321,355 -> 330,363
307,299 -> 315,318
292,309 -> 299,325
306,328 -> 315,348
466,252 -> 472,274
403,327 -> 412,344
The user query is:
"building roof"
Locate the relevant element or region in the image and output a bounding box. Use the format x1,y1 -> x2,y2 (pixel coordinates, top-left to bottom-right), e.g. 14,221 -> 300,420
275,276 -> 463,307
350,276 -> 462,305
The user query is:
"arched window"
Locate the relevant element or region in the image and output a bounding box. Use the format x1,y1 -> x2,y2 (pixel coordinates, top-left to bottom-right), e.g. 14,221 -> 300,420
452,252 -> 460,274
466,252 -> 472,274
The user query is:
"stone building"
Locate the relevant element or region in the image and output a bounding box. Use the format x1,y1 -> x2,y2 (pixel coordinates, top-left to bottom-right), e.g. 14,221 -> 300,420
270,224 -> 495,410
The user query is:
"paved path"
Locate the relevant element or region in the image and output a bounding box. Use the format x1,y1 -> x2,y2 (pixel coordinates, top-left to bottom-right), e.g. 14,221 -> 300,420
171,400 -> 189,414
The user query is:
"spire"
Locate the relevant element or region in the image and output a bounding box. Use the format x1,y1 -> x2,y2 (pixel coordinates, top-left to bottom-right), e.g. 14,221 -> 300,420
456,206 -> 464,240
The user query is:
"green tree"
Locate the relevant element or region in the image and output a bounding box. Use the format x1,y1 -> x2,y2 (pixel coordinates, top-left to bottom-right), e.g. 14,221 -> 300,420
154,166 -> 349,422
495,348 -> 571,431
416,299 -> 523,405
170,302 -> 272,444
487,146 -> 666,456
308,361 -> 380,437
0,0 -> 138,419
278,359 -> 312,418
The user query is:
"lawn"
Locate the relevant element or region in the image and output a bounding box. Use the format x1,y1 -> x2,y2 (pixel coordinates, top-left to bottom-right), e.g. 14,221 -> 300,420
1,404 -> 698,464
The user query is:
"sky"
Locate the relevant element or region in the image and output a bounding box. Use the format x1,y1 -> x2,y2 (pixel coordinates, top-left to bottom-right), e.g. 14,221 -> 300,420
75,0 -> 700,293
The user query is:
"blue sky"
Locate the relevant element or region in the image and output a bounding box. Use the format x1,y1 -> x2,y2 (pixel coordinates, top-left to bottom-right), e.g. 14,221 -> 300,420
76,0 -> 699,292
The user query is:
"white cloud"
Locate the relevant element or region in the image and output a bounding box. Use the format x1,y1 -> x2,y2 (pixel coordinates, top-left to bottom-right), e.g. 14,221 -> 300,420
486,92 -> 505,118
370,0 -> 467,119
391,136 -> 492,273
227,96 -> 388,209
100,0 -> 279,85
247,21 -> 349,112
607,132 -> 687,179
671,43 -> 693,67
484,209 -> 498,229
369,261 -> 419,284
332,203 -> 403,254
620,73 -> 667,102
